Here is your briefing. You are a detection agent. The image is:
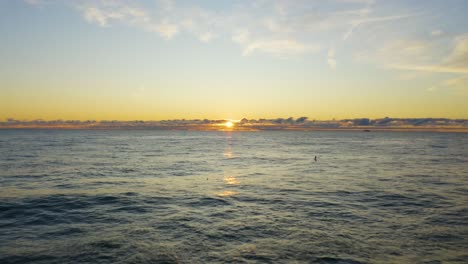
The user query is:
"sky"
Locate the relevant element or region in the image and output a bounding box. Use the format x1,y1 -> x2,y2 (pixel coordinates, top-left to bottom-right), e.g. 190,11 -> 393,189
1,0 -> 467,121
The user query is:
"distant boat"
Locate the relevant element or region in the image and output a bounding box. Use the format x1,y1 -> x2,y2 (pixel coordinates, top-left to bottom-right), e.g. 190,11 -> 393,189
363,129 -> 371,132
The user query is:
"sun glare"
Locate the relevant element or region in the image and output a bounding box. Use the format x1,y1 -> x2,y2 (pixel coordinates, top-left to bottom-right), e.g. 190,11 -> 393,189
225,121 -> 234,128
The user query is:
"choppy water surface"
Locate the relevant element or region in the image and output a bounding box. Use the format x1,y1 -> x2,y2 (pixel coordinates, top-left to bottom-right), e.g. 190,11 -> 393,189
0,130 -> 467,263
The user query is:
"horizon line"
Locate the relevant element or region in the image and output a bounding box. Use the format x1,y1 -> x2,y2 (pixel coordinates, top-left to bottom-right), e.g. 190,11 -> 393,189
1,117 -> 467,133
3,117 -> 468,122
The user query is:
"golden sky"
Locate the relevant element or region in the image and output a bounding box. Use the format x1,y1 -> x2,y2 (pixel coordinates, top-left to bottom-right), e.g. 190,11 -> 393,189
1,0 -> 467,120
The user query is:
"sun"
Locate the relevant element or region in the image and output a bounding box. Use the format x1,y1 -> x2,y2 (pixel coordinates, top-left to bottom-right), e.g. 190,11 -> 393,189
225,121 -> 234,128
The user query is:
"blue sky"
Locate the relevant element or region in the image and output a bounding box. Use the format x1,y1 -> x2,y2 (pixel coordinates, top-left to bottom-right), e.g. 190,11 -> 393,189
1,0 -> 467,120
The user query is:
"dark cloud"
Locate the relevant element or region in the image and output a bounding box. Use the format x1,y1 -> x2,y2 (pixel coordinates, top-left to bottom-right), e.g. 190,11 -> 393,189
296,117 -> 308,123
1,117 -> 467,131
353,118 -> 370,126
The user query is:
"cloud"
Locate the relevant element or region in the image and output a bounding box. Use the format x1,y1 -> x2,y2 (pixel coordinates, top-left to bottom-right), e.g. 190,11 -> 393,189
72,0 -> 390,59
148,21 -> 179,39
356,38 -> 434,68
83,7 -> 109,27
82,5 -> 151,28
159,0 -> 175,12
443,76 -> 468,86
80,2 -> 179,39
441,75 -> 468,95
327,48 -> 337,69
232,29 -> 250,44
242,39 -> 320,57
443,35 -> 468,69
431,30 -> 443,37
384,35 -> 468,74
263,17 -> 293,34
375,35 -> 468,95
343,13 -> 418,40
296,116 -> 308,123
338,0 -> 375,4
427,86 -> 438,92
29,0 -> 432,66
3,117 -> 466,130
24,0 -> 42,6
198,32 -> 213,43
386,64 -> 468,74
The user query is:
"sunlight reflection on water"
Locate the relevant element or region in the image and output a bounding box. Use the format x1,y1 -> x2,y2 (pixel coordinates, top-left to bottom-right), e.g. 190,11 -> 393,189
216,190 -> 239,197
0,130 -> 467,263
224,175 -> 240,185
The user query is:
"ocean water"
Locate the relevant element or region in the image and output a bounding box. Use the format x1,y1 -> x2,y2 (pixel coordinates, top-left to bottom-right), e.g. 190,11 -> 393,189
0,130 -> 467,264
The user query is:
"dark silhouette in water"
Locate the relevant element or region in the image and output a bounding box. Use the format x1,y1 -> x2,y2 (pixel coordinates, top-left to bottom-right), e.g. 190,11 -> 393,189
314,156 -> 317,162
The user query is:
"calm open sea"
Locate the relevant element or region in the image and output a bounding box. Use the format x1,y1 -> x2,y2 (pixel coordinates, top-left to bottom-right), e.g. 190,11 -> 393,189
0,130 -> 467,263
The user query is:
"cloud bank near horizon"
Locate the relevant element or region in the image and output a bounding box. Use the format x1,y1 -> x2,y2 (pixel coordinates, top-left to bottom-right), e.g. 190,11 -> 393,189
2,117 -> 467,131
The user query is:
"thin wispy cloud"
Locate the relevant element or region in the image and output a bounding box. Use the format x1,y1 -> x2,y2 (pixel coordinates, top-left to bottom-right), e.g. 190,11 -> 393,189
387,64 -> 468,74
431,30 -> 443,37
379,34 -> 468,93
443,76 -> 466,86
198,32 -> 214,43
24,0 -> 42,6
21,0 -> 468,96
343,13 -> 418,40
442,75 -> 468,94
232,29 -> 250,44
355,38 -> 435,71
83,7 -> 110,27
243,39 -> 320,57
443,35 -> 468,69
149,20 -> 179,39
327,48 -> 337,70
53,0 -> 421,60
383,36 -> 468,73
